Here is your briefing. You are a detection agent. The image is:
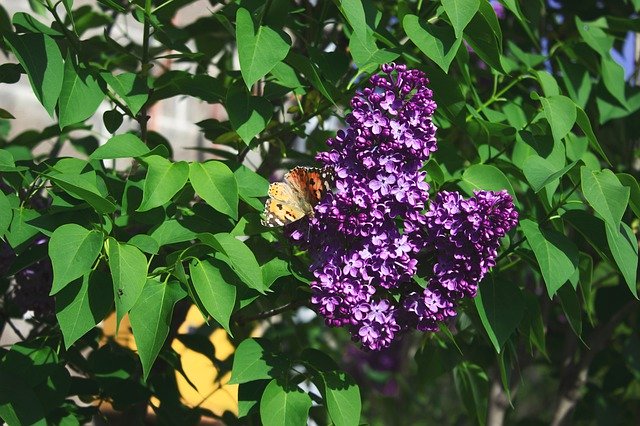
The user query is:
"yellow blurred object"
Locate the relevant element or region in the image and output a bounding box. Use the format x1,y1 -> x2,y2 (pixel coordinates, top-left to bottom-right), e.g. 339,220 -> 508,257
101,306 -> 239,416
173,307 -> 238,416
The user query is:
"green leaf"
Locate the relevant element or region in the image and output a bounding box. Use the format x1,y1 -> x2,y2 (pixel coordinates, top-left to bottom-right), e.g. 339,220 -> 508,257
523,157 -> 577,193
189,258 -> 237,335
12,12 -> 62,36
442,0 -> 480,37
49,224 -> 103,295
6,207 -> 40,249
0,108 -> 15,119
150,219 -> 197,246
90,133 -> 150,160
474,276 -> 525,353
200,232 -> 266,293
617,173 -> 640,218
460,164 -> 516,200
521,219 -> 579,297
262,257 -> 291,288
463,2 -> 504,73
499,0 -> 528,27
46,172 -> 117,214
557,283 -> 583,338
557,59 -> 592,109
348,32 -> 399,69
137,155 -> 189,211
226,84 -> 273,145
189,161 -> 239,220
55,271 -> 114,348
270,61 -> 303,90
236,7 -> 291,89
0,369 -> 47,426
601,55 -> 626,106
340,0 -> 369,37
538,95 -> 576,143
520,293 -> 547,356
453,362 -> 488,426
403,15 -> 462,73
535,70 -> 560,97
229,338 -> 287,384
563,210 -> 611,261
522,155 -> 559,193
322,371 -> 361,426
235,164 -> 269,198
100,72 -> 148,115
605,222 -> 639,298
0,191 -> 12,237
260,379 -> 312,426
575,16 -> 613,55
580,167 -> 630,227
103,109 -> 123,133
128,234 -> 159,254
129,279 -> 186,380
575,106 -> 610,165
107,238 -> 148,330
4,33 -> 64,116
58,58 -> 104,129
285,53 -> 337,105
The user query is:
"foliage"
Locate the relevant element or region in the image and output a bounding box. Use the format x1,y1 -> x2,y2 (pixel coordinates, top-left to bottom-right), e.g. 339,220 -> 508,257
0,0 -> 639,425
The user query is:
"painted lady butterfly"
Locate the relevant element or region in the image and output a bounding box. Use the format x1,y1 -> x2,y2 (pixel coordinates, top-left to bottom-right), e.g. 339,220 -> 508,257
261,166 -> 333,227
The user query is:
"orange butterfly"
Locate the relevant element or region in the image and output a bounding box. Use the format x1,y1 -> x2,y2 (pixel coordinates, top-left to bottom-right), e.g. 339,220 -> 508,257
261,167 -> 332,227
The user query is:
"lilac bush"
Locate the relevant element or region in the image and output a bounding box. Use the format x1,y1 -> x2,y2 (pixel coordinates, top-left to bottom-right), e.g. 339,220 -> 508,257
288,64 -> 518,350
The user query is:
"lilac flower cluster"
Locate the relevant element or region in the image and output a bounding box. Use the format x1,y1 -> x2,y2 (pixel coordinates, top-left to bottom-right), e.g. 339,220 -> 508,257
287,64 -> 518,350
404,190 -> 518,332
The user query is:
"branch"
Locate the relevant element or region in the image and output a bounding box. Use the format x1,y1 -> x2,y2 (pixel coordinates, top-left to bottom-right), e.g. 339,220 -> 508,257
232,299 -> 310,326
487,378 -> 511,426
138,0 -> 153,144
551,300 -> 638,426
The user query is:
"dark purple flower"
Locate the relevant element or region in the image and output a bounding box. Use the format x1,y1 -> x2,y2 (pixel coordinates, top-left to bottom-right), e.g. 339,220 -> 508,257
287,64 -> 518,350
405,190 -> 518,330
287,63 -> 438,350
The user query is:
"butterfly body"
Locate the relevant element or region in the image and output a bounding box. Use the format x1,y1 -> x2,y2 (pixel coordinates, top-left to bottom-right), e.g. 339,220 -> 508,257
262,166 -> 332,227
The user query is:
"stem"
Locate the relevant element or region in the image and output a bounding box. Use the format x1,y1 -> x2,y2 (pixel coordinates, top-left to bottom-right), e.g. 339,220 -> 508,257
138,0 -> 153,144
466,75 -> 534,123
0,312 -> 26,341
233,299 -> 309,326
551,301 -> 637,426
45,0 -> 134,118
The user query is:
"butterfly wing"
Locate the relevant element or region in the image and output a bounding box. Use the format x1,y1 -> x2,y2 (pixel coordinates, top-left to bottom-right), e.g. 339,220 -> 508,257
261,182 -> 308,227
262,166 -> 334,228
285,166 -> 333,205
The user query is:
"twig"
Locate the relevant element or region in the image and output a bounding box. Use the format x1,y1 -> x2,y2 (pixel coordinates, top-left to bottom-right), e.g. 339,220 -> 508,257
551,300 -> 638,426
232,299 -> 310,326
138,0 -> 152,144
0,311 -> 27,341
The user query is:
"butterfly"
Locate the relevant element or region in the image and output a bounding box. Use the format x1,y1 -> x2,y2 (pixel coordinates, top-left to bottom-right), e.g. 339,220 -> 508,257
262,166 -> 333,227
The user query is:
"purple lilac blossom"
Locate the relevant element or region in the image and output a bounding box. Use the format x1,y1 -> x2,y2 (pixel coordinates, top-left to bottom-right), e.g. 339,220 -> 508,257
490,0 -> 506,19
404,190 -> 518,332
288,63 -> 436,350
287,64 -> 518,350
